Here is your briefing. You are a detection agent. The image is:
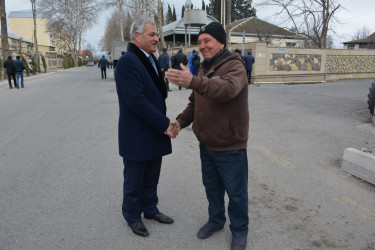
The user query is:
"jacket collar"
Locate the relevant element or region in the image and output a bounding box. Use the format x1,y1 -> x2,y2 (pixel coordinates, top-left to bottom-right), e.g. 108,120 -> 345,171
201,49 -> 232,75
127,42 -> 167,99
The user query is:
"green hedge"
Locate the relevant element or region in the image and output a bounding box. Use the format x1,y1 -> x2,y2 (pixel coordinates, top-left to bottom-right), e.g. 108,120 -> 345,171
62,57 -> 75,69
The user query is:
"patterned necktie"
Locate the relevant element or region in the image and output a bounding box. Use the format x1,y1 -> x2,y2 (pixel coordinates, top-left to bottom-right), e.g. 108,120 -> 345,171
148,55 -> 158,76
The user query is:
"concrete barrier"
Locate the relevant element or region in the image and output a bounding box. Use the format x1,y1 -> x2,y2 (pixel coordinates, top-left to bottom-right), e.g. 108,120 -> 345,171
342,148 -> 375,185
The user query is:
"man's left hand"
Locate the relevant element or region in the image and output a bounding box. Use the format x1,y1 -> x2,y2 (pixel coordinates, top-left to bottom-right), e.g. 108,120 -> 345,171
165,64 -> 193,88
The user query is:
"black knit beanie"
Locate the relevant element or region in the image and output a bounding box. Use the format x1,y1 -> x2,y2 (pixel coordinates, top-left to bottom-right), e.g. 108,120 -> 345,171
198,22 -> 226,47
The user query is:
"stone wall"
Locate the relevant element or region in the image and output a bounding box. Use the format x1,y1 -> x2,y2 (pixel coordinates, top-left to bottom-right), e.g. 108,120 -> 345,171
269,53 -> 322,71
176,43 -> 375,83
46,58 -> 63,71
326,55 -> 375,73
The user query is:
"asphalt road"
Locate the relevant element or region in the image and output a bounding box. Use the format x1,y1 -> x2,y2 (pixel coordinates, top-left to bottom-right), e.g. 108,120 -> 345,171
0,67 -> 374,250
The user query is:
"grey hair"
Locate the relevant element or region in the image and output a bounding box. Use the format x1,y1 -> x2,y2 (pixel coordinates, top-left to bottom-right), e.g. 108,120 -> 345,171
130,18 -> 156,41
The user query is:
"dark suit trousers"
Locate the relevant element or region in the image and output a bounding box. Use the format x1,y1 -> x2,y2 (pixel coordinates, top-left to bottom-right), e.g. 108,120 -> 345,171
122,157 -> 161,223
7,73 -> 16,87
101,68 -> 106,79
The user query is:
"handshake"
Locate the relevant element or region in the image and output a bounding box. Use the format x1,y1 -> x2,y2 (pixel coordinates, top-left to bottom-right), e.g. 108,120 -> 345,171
165,120 -> 181,138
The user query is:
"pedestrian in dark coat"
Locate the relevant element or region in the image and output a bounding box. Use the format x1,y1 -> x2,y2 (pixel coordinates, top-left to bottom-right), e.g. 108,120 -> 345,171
173,49 -> 188,90
114,18 -> 177,238
158,48 -> 171,91
235,49 -> 245,61
244,51 -> 255,84
4,56 -> 17,89
170,52 -> 175,69
14,56 -> 26,88
98,55 -> 107,79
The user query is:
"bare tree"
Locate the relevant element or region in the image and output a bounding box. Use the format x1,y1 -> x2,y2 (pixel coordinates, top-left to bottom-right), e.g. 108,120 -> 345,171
351,26 -> 371,40
102,0 -> 156,42
0,0 -> 10,72
31,0 -> 40,73
102,0 -> 126,41
38,0 -> 100,66
99,10 -> 124,53
258,0 -> 341,49
158,0 -> 166,49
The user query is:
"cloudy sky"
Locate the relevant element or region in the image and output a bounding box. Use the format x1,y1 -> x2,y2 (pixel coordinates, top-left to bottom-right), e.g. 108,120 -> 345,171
5,0 -> 375,51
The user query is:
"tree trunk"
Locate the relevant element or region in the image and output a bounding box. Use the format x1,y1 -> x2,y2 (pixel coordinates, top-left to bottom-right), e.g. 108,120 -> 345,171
158,0 -> 166,49
119,0 -> 124,41
32,0 -> 40,73
0,0 -> 10,78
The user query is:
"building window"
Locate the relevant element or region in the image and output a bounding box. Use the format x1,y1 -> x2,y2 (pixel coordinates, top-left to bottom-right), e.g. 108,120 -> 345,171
286,42 -> 296,47
12,41 -> 18,49
359,43 -> 368,49
348,44 -> 355,49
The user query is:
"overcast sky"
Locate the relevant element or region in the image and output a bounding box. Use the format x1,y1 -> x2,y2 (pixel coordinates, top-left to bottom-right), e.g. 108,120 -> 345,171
5,0 -> 375,52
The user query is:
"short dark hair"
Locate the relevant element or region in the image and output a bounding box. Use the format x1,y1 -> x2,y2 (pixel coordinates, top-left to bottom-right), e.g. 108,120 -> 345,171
16,56 -> 21,59
163,48 -> 167,52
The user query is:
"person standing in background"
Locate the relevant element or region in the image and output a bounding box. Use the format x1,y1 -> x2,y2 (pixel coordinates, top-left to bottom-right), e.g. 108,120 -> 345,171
14,56 -> 26,88
4,56 -> 16,89
158,48 -> 171,91
234,49 -> 244,61
188,50 -> 198,76
244,51 -> 255,84
173,49 -> 188,90
98,55 -> 108,79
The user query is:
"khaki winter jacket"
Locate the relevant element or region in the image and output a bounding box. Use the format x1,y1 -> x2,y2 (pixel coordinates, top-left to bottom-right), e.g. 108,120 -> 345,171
177,53 -> 249,151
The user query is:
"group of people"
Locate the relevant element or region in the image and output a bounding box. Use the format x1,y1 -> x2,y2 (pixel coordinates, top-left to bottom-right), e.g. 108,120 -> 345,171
114,19 -> 250,250
4,56 -> 26,89
158,48 -> 200,91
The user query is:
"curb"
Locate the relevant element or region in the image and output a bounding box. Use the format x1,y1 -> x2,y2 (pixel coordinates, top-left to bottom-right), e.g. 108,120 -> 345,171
341,147 -> 375,185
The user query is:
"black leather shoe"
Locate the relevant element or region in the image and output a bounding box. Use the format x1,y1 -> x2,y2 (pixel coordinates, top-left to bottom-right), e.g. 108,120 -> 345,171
128,222 -> 149,237
145,213 -> 174,224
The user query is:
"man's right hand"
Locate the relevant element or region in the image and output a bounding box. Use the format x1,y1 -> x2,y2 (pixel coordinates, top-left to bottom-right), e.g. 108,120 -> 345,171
165,120 -> 181,138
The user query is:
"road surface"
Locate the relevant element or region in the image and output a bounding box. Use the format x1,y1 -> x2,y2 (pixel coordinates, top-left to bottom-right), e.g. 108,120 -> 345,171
0,67 -> 374,249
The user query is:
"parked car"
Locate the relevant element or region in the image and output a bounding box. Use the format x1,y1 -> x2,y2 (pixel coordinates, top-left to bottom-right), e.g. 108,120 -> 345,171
87,62 -> 94,66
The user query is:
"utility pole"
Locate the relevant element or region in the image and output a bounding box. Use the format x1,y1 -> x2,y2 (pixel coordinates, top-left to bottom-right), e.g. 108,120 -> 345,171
226,0 -> 231,50
31,0 -> 41,73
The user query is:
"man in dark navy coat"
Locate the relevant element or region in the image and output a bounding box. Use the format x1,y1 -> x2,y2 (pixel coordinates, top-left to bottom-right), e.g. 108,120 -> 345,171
244,51 -> 255,84
115,18 -> 179,237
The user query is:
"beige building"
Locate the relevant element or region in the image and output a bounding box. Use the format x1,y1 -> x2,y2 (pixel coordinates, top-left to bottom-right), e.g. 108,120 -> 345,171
8,10 -> 69,58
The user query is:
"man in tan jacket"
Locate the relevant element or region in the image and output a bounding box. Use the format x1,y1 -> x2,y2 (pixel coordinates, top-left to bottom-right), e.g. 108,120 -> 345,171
165,22 -> 249,250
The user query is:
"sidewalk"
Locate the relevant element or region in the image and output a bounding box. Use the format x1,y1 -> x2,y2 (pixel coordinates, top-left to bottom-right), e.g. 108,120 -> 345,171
0,67 -> 81,88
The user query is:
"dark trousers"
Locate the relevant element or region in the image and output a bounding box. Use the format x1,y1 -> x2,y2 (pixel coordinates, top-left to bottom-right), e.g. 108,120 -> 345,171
101,68 -> 106,79
246,70 -> 252,84
122,157 -> 162,224
200,144 -> 249,236
7,73 -> 16,87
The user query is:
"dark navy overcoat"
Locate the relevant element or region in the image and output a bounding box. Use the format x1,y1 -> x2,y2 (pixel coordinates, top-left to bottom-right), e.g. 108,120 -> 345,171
115,42 -> 171,161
